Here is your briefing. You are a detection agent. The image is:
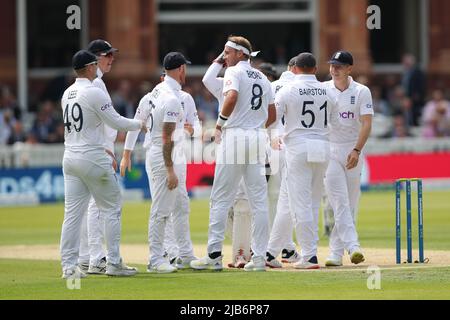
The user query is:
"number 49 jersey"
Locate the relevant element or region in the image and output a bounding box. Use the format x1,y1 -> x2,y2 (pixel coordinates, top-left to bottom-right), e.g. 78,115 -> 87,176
275,74 -> 336,143
61,78 -> 141,154
222,60 -> 274,129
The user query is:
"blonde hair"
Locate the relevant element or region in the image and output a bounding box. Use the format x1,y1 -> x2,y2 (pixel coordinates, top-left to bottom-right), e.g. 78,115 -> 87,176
227,35 -> 252,58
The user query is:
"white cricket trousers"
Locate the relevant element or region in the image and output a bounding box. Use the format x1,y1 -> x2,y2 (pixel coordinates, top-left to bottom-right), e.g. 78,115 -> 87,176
163,209 -> 196,261
78,197 -> 106,266
267,164 -> 297,257
267,147 -> 296,256
146,147 -> 194,267
324,142 -> 363,257
207,128 -> 269,259
285,139 -> 329,260
60,155 -> 122,272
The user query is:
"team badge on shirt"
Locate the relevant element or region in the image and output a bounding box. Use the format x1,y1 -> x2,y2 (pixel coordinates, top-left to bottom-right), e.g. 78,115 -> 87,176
351,96 -> 356,104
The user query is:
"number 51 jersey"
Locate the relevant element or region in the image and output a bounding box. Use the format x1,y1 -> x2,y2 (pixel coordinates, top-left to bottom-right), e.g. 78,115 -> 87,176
61,78 -> 140,154
275,74 -> 336,143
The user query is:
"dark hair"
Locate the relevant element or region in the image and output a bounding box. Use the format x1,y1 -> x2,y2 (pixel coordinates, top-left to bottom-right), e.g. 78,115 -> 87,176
288,56 -> 297,67
295,52 -> 316,69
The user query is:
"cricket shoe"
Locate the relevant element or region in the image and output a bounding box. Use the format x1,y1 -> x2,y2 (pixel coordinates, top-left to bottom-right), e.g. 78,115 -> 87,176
265,252 -> 282,269
147,262 -> 177,274
293,256 -> 320,270
77,261 -> 89,273
349,248 -> 365,265
175,256 -> 198,270
227,255 -> 248,268
87,257 -> 107,274
62,266 -> 87,279
244,256 -> 266,272
266,258 -> 282,269
190,256 -> 223,271
105,258 -> 138,277
325,255 -> 343,267
281,249 -> 301,263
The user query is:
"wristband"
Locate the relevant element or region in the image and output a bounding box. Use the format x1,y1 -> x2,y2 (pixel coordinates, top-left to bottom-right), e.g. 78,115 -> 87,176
216,113 -> 228,127
353,148 -> 361,155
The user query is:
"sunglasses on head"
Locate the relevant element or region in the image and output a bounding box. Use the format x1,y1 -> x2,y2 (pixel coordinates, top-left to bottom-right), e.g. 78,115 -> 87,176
85,61 -> 98,67
100,52 -> 114,58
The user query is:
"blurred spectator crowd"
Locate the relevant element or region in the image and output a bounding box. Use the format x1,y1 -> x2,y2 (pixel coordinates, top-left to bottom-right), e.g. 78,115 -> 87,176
1,53 -> 450,147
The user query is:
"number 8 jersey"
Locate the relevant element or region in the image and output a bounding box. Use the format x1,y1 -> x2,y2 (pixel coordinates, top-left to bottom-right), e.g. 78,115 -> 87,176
275,74 -> 336,144
61,78 -> 141,154
222,60 -> 274,129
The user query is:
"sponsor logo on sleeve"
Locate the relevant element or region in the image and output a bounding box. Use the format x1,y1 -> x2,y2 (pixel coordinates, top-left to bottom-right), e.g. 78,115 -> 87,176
366,103 -> 373,109
101,103 -> 112,111
225,80 -> 232,86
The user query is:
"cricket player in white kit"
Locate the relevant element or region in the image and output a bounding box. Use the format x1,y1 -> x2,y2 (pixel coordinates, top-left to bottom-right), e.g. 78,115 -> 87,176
202,52 -> 255,268
60,50 -> 144,278
78,39 -> 119,274
264,57 -> 308,268
274,53 -> 336,269
191,36 -> 276,272
120,52 -> 195,273
160,73 -> 202,268
323,51 -> 373,266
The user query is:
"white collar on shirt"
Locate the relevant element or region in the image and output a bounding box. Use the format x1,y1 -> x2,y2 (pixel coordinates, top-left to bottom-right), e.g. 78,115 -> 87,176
96,68 -> 104,79
164,75 -> 182,91
330,76 -> 355,92
236,60 -> 251,68
75,78 -> 92,85
296,74 -> 317,81
279,71 -> 295,80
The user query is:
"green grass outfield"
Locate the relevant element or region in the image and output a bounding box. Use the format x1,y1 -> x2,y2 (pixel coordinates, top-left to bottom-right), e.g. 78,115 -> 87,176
1,190 -> 450,300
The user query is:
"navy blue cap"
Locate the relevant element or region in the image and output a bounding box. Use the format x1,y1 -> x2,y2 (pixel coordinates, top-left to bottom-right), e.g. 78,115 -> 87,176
328,51 -> 353,66
72,50 -> 97,70
163,52 -> 191,70
87,39 -> 118,56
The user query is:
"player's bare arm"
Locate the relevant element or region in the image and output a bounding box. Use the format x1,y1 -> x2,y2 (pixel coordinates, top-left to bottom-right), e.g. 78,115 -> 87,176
184,123 -> 194,136
265,103 -> 276,128
162,121 -> 178,190
346,114 -> 373,170
119,149 -> 132,177
105,148 -> 118,171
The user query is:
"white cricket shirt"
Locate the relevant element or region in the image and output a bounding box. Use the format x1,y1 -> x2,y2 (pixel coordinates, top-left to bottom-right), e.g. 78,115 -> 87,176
61,78 -> 141,154
180,90 -> 201,138
276,74 -> 335,144
93,68 -> 117,152
202,62 -> 224,104
222,60 -> 274,129
270,71 -> 296,131
124,76 -> 184,151
324,77 -> 374,144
